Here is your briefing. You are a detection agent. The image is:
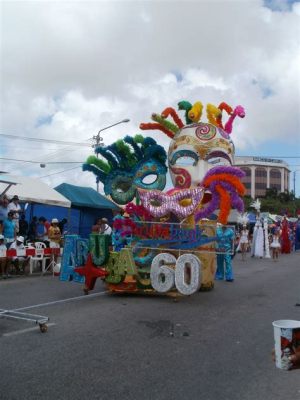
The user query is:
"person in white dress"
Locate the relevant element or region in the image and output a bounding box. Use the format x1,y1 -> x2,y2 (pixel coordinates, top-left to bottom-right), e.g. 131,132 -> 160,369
254,221 -> 264,258
270,229 -> 281,261
239,224 -> 249,261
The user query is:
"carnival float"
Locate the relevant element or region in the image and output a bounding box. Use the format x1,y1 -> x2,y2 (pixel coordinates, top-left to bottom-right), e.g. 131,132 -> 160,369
60,100 -> 246,296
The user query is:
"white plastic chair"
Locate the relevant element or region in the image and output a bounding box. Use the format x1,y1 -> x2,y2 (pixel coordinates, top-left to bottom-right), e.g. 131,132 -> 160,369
43,242 -> 60,276
29,242 -> 50,274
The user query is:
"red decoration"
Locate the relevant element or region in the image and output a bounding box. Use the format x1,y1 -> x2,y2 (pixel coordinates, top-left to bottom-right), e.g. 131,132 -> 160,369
139,122 -> 174,139
75,253 -> 108,291
125,202 -> 153,220
281,218 -> 291,254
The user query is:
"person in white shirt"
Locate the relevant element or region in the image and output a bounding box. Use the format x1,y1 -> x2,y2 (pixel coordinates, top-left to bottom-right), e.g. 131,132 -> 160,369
99,218 -> 112,235
9,236 -> 29,275
7,195 -> 22,233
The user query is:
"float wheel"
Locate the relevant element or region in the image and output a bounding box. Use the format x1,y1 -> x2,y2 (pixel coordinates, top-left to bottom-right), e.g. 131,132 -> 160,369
39,323 -> 48,333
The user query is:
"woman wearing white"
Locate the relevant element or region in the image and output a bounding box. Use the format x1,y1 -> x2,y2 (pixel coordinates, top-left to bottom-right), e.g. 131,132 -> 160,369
239,224 -> 249,261
270,229 -> 281,261
254,221 -> 264,258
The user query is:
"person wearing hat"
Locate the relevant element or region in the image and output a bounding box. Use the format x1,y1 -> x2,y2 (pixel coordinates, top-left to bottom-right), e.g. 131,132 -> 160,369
9,236 -> 29,275
91,217 -> 112,235
2,211 -> 16,247
0,234 -> 9,279
48,218 -> 61,247
7,195 -> 23,233
48,219 -> 61,267
99,218 -> 112,236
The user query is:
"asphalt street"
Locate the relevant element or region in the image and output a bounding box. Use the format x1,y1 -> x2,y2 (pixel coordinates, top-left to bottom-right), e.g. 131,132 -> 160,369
1,251 -> 300,400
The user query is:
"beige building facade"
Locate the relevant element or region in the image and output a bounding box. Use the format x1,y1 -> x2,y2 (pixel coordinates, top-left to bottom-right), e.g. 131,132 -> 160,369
234,156 -> 290,199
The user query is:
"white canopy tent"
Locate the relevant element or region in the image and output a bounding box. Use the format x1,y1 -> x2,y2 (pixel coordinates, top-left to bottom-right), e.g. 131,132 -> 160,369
0,175 -> 71,208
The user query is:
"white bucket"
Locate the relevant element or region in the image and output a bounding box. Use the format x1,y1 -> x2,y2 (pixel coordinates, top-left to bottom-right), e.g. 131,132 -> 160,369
272,320 -> 300,370
53,263 -> 61,276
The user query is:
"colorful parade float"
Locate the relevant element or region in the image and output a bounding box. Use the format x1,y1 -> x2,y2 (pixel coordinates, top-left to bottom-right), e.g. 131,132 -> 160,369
60,100 -> 246,297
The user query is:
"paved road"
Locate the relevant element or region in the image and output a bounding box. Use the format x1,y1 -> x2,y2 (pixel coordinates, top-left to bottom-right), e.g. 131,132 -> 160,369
1,252 -> 300,400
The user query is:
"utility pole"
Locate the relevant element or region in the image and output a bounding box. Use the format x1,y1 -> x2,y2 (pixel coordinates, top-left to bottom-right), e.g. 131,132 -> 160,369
92,119 -> 130,192
292,169 -> 300,217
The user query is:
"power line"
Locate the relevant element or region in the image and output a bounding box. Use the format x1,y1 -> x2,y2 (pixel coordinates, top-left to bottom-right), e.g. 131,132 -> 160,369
0,132 -> 93,171
39,165 -> 82,178
0,144 -> 61,151
0,157 -> 83,164
0,133 -> 92,147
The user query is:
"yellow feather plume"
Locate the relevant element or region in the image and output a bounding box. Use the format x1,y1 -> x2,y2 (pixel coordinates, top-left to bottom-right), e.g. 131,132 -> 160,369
206,103 -> 222,127
188,101 -> 203,123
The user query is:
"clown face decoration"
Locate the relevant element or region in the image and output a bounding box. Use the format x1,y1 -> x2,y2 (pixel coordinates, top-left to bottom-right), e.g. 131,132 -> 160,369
168,122 -> 234,189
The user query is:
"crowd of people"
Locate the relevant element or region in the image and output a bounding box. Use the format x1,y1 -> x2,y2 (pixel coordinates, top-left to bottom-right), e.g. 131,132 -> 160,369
0,194 -> 68,278
234,215 -> 300,262
0,194 -> 115,278
206,215 -> 300,286
1,193 -> 299,283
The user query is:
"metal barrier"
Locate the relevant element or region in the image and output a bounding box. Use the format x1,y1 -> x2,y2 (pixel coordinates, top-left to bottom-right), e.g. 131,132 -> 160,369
0,308 -> 49,333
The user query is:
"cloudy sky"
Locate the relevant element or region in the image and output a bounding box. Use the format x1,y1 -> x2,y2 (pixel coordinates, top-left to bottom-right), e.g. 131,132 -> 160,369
1,0 -> 300,195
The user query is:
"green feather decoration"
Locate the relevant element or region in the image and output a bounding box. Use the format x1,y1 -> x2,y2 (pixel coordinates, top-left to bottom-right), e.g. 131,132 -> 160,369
152,114 -> 179,133
178,100 -> 193,124
86,155 -> 111,174
115,140 -> 137,167
133,134 -> 144,144
178,100 -> 192,111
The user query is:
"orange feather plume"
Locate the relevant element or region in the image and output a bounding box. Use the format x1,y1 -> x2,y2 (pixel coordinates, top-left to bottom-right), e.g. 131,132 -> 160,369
139,123 -> 174,138
216,184 -> 231,224
161,107 -> 184,129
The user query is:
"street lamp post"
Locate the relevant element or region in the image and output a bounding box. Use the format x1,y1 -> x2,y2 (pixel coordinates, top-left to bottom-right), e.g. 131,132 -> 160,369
93,119 -> 130,192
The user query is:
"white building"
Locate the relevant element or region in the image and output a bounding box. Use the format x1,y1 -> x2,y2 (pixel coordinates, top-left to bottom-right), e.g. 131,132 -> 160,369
234,156 -> 290,199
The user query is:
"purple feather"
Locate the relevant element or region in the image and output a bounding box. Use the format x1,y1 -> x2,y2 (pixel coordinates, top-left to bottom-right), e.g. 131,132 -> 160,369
203,165 -> 245,181
195,190 -> 220,222
195,176 -> 245,222
231,193 -> 244,212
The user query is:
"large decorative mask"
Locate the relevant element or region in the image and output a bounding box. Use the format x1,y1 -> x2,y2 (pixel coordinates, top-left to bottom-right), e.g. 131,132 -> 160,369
140,102 -> 245,189
140,101 -> 246,224
83,135 -> 167,205
168,122 -> 234,189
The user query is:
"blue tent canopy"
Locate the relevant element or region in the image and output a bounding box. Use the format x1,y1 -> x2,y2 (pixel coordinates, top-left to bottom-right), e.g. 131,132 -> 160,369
52,183 -> 120,238
55,183 -> 120,210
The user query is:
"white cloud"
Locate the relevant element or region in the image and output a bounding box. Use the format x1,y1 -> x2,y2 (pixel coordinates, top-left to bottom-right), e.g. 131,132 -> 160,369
0,0 -> 299,193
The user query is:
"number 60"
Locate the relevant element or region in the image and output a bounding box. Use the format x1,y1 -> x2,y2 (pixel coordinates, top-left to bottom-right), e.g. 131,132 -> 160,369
150,253 -> 202,295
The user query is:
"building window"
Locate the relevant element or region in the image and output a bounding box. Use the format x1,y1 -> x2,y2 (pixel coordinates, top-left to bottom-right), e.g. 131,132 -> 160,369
244,182 -> 251,189
270,169 -> 281,179
255,182 -> 267,189
255,168 -> 267,178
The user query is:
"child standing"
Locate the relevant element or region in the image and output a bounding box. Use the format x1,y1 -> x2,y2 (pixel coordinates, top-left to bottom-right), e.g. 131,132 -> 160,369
270,229 -> 281,261
239,224 -> 249,261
